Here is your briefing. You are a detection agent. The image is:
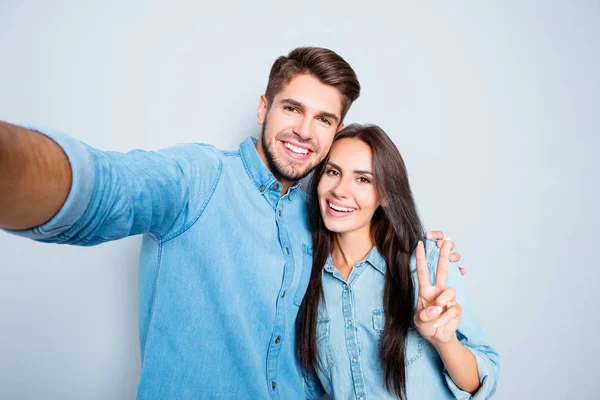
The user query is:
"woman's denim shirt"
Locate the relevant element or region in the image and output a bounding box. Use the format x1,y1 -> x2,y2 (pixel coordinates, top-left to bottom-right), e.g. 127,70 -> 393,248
304,239 -> 499,399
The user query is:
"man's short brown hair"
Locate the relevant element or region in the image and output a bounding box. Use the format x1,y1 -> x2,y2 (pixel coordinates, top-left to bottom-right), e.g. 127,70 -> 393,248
265,47 -> 360,122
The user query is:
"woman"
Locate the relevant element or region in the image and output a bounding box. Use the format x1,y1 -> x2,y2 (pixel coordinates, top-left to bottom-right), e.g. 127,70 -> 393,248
298,124 -> 499,399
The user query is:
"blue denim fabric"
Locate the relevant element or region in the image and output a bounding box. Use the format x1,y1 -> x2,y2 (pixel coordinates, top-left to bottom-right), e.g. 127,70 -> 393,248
6,127 -> 313,399
304,239 -> 499,400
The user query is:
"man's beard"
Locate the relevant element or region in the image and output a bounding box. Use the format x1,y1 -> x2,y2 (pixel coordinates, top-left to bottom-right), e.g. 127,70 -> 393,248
261,123 -> 317,183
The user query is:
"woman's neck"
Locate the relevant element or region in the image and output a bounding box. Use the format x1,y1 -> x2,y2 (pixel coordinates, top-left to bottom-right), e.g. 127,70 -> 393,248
331,229 -> 374,281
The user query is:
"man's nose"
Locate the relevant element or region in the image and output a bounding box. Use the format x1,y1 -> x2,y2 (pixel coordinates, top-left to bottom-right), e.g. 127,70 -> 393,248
292,116 -> 314,141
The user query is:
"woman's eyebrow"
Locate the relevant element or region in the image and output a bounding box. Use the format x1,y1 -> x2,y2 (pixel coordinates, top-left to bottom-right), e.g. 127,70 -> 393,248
326,161 -> 373,175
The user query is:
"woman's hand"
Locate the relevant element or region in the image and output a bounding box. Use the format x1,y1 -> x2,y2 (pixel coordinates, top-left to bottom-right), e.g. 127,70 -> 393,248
413,240 -> 463,345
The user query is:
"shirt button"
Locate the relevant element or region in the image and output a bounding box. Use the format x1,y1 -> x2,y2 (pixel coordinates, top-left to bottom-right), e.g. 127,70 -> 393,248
275,336 -> 281,344
352,357 -> 358,363
286,247 -> 290,254
359,397 -> 364,400
259,185 -> 265,192
272,381 -> 276,390
273,183 -> 280,190
347,320 -> 353,326
278,210 -> 282,217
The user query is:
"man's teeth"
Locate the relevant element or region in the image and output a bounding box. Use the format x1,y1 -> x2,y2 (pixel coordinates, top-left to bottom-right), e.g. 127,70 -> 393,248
329,202 -> 356,212
285,142 -> 309,155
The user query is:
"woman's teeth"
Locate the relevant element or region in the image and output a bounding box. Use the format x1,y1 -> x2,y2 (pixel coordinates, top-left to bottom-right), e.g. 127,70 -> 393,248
329,202 -> 356,212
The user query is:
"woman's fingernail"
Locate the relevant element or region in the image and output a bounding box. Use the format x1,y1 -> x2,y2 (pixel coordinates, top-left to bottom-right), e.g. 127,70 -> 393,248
445,237 -> 453,242
428,306 -> 442,318
434,320 -> 446,328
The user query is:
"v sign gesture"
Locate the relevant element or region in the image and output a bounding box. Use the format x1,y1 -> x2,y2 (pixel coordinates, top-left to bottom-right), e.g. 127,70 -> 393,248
414,240 -> 463,345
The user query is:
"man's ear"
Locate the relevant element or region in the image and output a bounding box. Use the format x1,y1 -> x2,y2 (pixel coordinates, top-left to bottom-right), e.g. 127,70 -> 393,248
257,95 -> 268,125
336,122 -> 345,133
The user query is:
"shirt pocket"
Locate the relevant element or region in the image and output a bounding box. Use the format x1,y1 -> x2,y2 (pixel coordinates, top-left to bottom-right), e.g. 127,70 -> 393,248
316,317 -> 335,373
372,308 -> 422,366
293,244 -> 313,306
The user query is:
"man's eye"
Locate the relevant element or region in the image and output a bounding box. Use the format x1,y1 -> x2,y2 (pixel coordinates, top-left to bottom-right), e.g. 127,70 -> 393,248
284,106 -> 298,113
319,118 -> 332,126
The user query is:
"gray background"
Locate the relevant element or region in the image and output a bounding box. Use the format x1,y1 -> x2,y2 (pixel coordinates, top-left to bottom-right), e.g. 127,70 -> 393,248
1,1 -> 598,399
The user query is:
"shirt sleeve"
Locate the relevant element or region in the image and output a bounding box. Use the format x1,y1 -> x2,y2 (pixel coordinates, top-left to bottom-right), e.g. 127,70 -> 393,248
4,125 -> 222,245
424,239 -> 500,399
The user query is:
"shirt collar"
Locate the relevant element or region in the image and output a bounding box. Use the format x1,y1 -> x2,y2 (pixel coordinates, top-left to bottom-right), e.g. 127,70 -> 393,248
239,136 -> 301,194
324,245 -> 387,275
365,246 -> 386,274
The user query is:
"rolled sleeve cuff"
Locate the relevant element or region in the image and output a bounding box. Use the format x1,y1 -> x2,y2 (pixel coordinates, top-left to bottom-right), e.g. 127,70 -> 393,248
444,347 -> 497,400
5,125 -> 95,242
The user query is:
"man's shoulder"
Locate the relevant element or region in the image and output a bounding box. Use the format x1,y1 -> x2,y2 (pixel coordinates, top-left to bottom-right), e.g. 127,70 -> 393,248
166,141 -> 224,158
174,140 -> 248,162
162,141 -> 232,167
151,142 -> 226,185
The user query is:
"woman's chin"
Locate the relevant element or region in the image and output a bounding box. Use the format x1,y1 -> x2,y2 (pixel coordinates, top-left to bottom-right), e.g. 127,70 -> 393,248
323,220 -> 351,234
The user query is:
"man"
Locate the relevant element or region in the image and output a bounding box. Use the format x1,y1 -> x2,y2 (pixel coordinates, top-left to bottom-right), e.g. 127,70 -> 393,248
0,47 -> 459,398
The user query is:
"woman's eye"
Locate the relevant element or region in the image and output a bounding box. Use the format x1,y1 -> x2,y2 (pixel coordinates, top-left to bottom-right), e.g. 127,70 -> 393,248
358,177 -> 371,183
326,169 -> 339,176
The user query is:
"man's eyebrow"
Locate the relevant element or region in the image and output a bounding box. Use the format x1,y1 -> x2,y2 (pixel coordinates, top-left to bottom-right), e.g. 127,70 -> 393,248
326,161 -> 373,176
279,98 -> 340,123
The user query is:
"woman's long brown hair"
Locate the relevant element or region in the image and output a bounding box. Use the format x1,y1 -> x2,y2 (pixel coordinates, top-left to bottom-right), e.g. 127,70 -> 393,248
297,124 -> 424,399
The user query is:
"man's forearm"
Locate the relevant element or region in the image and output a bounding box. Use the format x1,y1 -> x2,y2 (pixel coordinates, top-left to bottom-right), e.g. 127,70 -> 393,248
0,121 -> 72,230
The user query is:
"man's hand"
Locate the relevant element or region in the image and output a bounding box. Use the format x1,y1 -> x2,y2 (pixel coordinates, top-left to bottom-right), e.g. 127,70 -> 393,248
424,230 -> 466,275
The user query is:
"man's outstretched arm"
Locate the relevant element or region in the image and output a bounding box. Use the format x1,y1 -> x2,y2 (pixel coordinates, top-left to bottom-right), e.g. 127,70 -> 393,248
0,121 -> 72,230
1,121 -> 222,245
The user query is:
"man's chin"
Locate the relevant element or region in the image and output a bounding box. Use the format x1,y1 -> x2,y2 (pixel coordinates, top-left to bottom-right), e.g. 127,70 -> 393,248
274,164 -> 313,183
263,141 -> 316,182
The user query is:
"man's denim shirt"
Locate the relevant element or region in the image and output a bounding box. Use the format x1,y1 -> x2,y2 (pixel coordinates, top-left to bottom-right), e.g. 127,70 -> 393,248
304,240 -> 500,400
9,127 -> 313,399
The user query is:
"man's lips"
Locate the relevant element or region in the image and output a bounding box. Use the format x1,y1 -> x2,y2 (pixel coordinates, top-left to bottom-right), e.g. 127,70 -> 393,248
283,140 -> 312,152
281,141 -> 312,160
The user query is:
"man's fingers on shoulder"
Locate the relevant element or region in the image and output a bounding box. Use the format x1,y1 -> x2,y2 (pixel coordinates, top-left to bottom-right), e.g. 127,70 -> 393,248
426,230 -> 444,240
449,252 -> 461,263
